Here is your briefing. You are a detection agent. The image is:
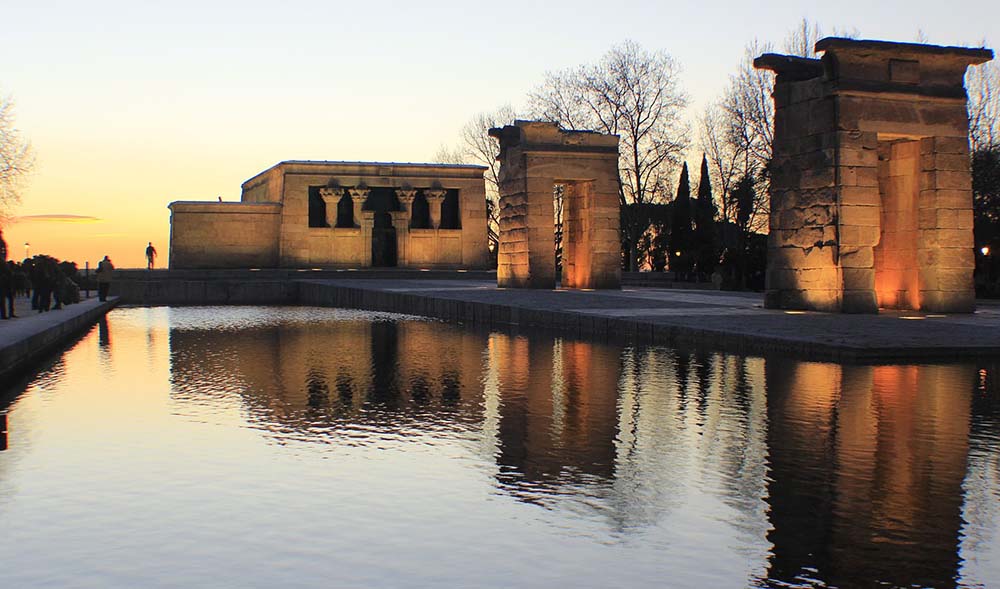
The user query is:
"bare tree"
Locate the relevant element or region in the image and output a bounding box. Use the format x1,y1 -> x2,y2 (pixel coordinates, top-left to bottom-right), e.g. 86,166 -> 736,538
782,18 -> 824,58
715,22 -> 859,231
433,104 -> 517,253
700,20 -> 855,286
968,58 -> 1000,151
699,105 -> 741,225
527,40 -> 689,270
709,39 -> 775,248
0,94 -> 34,219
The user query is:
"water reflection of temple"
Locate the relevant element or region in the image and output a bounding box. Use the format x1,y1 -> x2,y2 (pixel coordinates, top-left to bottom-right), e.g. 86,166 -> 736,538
168,316 -> 489,435
166,312 -> 1000,587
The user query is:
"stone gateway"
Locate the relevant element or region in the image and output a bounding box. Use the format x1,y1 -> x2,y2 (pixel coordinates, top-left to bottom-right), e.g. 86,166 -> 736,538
168,161 -> 490,270
489,121 -> 621,290
756,38 -> 993,313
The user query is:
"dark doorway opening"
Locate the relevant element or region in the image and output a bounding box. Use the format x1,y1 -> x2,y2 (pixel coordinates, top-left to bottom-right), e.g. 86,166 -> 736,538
364,187 -> 400,267
308,187 -> 328,227
440,189 -> 462,229
372,211 -> 398,267
335,191 -> 355,227
411,193 -> 431,229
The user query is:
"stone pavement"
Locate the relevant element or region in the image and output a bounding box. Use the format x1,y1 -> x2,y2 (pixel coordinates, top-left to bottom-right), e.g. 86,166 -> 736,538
300,279 -> 1000,362
0,295 -> 119,380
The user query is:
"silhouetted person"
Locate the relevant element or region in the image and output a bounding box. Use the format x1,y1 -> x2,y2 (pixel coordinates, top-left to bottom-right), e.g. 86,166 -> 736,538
96,255 -> 114,302
12,262 -> 29,298
25,258 -> 40,309
0,232 -> 11,319
145,242 -> 157,270
0,260 -> 12,319
31,258 -> 55,313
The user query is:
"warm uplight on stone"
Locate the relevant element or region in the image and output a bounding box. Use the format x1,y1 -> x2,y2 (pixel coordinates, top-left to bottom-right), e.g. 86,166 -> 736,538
489,121 -> 621,289
756,38 -> 993,313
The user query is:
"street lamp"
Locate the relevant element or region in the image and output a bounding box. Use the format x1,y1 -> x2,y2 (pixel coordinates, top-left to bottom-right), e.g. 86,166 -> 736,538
983,246 -> 991,257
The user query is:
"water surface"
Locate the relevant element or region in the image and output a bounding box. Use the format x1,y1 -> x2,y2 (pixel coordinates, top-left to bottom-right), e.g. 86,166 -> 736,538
1,306 -> 998,588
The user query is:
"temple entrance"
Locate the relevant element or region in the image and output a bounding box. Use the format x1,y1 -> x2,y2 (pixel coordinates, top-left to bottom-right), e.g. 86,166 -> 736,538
372,211 -> 397,267
364,187 -> 400,268
874,139 -> 921,310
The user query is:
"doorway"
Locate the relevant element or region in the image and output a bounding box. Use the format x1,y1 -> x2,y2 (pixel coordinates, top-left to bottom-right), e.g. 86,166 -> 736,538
372,211 -> 398,267
873,139 -> 920,309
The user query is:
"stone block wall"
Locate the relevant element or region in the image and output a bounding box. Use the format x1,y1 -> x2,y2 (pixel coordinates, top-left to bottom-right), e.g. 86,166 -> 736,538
916,136 -> 976,312
407,230 -> 463,267
494,143 -> 549,288
305,228 -> 366,267
168,202 -> 281,269
766,76 -> 843,311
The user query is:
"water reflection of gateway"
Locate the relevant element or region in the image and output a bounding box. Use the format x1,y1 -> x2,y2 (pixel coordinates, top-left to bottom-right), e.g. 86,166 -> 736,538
764,361 -> 973,588
490,335 -> 621,498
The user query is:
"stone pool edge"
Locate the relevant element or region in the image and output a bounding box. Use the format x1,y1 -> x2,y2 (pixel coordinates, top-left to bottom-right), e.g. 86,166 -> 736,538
295,281 -> 994,363
0,297 -> 120,382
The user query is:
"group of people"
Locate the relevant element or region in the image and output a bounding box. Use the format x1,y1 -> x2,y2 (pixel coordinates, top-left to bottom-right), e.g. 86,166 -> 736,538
0,255 -> 86,319
0,231 -> 136,319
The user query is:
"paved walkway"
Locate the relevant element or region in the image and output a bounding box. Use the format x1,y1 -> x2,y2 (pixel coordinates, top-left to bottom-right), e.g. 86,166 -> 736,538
0,295 -> 119,380
302,279 -> 1000,362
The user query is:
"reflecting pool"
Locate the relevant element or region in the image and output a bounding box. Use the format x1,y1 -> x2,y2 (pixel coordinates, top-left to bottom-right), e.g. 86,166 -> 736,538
1,306 -> 998,588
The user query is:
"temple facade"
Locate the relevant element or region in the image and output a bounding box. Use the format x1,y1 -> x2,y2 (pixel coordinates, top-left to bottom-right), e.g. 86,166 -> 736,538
168,161 -> 490,269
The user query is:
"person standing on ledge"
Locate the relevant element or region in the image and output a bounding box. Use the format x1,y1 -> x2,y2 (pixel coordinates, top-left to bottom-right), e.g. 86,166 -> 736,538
96,255 -> 114,302
0,231 -> 14,319
145,242 -> 157,270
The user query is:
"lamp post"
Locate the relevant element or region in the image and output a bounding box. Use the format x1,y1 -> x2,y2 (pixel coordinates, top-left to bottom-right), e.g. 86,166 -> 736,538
984,246 -> 993,287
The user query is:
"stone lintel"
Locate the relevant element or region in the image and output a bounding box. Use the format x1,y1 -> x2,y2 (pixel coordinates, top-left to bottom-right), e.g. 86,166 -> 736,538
489,120 -> 619,156
814,37 -> 993,63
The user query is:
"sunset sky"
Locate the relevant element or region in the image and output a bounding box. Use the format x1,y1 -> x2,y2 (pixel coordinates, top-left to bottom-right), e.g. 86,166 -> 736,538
2,0 -> 997,268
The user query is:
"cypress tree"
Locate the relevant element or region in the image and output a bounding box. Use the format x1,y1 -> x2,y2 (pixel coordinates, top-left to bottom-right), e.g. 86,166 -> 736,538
668,163 -> 694,277
694,154 -> 718,276
730,174 -> 757,287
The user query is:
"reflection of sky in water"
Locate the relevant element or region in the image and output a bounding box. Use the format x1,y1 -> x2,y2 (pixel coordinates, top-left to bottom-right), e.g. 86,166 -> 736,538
0,306 -> 997,588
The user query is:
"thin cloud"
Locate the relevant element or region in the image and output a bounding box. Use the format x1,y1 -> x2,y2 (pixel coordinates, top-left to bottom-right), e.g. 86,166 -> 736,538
14,214 -> 102,223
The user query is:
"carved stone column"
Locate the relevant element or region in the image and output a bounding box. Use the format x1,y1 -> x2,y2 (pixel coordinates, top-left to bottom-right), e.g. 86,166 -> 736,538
348,187 -> 369,228
319,187 -> 340,227
396,189 -> 417,216
359,210 -> 375,267
425,189 -> 447,229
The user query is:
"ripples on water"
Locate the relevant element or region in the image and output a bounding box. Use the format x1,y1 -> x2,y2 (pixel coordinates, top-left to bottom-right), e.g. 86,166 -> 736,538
0,306 -> 998,588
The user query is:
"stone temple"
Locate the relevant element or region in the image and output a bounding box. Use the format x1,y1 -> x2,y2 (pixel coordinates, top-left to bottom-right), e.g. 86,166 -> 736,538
169,161 -> 490,269
756,38 -> 993,313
